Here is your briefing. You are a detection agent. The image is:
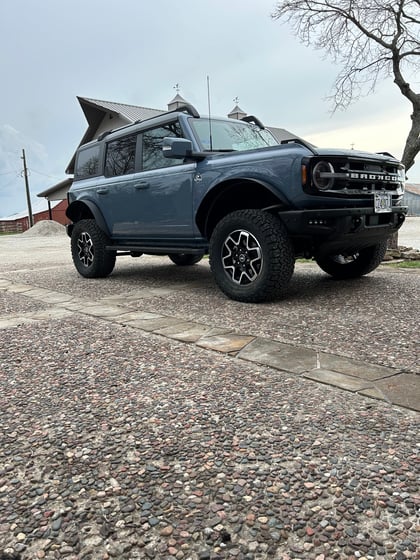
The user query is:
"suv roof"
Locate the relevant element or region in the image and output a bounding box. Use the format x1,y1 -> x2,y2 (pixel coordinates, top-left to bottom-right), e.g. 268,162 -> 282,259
90,104 -> 201,145
80,104 -> 268,149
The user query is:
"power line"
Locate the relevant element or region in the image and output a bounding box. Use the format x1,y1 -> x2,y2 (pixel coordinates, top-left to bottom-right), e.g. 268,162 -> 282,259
30,168 -> 64,179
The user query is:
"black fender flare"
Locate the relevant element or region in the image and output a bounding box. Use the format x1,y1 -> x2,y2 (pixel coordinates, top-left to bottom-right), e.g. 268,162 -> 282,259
66,199 -> 111,237
197,177 -> 291,238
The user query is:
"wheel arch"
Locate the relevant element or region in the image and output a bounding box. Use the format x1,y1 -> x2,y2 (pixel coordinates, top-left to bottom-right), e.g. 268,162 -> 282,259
196,178 -> 289,239
66,200 -> 111,237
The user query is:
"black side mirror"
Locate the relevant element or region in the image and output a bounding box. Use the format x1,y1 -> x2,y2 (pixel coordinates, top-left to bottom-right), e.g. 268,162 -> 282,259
162,137 -> 193,159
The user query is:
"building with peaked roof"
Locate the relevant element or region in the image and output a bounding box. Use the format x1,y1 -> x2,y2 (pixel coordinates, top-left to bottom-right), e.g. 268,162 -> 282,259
167,93 -> 190,112
228,104 -> 247,120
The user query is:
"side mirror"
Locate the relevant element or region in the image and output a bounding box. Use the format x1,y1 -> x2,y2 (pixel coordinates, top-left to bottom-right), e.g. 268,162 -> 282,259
162,137 -> 193,159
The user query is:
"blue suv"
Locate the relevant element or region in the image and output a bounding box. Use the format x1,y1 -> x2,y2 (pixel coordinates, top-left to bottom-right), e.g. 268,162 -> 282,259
66,104 -> 407,302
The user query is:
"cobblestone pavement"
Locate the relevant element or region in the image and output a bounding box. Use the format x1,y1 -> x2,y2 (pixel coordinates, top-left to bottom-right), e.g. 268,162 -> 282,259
0,235 -> 419,559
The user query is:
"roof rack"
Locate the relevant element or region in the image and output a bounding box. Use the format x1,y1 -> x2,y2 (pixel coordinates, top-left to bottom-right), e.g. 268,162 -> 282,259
134,103 -> 200,124
169,104 -> 200,118
97,130 -> 113,141
241,115 -> 265,129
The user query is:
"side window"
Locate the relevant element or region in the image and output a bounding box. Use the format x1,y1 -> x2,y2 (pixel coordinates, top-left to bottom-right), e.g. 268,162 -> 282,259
105,134 -> 137,177
143,122 -> 183,171
75,145 -> 101,179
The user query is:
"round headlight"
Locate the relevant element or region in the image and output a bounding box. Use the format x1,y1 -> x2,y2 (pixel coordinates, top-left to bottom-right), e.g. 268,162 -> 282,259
313,161 -> 335,190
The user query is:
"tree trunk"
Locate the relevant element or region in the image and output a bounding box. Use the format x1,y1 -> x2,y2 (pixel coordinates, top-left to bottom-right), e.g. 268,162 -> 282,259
401,99 -> 420,173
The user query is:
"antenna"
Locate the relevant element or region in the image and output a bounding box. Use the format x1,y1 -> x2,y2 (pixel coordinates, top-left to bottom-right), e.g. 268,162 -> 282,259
207,76 -> 213,151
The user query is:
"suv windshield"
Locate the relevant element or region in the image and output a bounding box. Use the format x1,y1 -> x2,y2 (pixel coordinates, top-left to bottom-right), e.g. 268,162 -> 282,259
190,118 -> 278,152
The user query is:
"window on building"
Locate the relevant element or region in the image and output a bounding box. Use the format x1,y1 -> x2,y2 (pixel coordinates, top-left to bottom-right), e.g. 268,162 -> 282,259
75,145 -> 101,178
105,134 -> 137,177
142,122 -> 183,171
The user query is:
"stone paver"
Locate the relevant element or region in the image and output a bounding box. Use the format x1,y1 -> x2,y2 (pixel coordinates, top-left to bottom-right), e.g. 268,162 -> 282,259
238,337 -> 318,375
304,368 -> 374,392
122,315 -> 189,332
156,323 -> 232,343
196,333 -> 255,353
318,352 -> 398,380
362,373 -> 420,411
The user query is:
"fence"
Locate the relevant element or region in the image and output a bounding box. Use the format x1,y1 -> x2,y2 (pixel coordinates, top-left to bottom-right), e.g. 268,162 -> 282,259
0,221 -> 25,234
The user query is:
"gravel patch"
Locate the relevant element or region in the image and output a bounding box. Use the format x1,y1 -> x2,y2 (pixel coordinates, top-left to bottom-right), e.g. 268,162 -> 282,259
21,221 -> 66,237
0,317 -> 418,560
0,236 -> 72,273
0,292 -> 49,315
1,258 -> 212,301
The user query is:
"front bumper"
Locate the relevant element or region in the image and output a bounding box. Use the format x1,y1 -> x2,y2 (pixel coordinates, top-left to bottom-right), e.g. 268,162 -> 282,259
278,206 -> 407,256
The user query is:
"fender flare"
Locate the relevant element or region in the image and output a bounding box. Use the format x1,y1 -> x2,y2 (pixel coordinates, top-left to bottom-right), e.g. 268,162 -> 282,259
66,199 -> 111,237
197,177 -> 291,237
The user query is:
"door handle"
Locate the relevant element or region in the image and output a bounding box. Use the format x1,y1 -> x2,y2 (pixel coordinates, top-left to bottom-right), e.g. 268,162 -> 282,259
134,181 -> 150,190
97,187 -> 109,194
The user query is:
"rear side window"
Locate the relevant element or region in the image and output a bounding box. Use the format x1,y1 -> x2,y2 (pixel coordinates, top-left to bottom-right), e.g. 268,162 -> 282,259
105,134 -> 138,177
75,145 -> 101,179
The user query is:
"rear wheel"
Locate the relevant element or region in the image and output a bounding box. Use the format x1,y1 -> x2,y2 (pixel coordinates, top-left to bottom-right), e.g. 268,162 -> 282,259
209,210 -> 294,303
315,241 -> 387,279
168,253 -> 204,266
71,219 -> 116,278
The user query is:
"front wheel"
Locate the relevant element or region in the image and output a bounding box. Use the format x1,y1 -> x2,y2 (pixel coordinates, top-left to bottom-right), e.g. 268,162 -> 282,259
71,219 -> 116,278
209,210 -> 294,303
315,241 -> 387,279
168,253 -> 204,266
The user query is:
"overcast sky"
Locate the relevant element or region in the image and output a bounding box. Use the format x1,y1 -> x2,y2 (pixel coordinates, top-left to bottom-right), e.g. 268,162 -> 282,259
0,0 -> 418,218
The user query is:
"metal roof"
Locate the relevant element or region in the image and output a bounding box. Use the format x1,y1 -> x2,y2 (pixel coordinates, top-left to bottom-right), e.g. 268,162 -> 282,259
37,178 -> 73,199
80,97 -> 165,123
406,183 -> 420,196
1,199 -> 62,221
267,126 -> 305,143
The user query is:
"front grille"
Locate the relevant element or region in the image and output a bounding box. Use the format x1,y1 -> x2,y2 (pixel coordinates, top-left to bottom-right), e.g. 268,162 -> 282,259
308,156 -> 405,198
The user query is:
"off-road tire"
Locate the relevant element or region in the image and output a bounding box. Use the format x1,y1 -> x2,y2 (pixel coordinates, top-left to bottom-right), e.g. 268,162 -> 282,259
71,219 -> 116,278
168,253 -> 204,266
209,210 -> 294,303
315,241 -> 388,279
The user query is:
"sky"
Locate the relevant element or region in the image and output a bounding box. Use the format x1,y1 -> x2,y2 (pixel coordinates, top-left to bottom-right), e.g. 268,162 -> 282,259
0,0 -> 419,218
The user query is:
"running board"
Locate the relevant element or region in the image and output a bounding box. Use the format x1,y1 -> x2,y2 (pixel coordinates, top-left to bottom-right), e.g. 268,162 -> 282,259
106,245 -> 207,255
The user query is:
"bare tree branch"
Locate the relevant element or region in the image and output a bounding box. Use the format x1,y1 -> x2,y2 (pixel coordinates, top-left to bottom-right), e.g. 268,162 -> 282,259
272,0 -> 420,171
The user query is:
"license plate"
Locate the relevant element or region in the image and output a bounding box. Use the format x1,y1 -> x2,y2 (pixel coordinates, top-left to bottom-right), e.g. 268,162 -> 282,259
374,192 -> 392,213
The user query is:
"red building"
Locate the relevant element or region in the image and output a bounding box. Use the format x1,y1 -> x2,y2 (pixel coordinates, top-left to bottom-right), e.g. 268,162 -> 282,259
0,199 -> 69,233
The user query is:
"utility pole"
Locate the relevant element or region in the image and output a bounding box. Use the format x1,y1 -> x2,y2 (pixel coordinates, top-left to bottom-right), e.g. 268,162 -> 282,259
21,149 -> 34,228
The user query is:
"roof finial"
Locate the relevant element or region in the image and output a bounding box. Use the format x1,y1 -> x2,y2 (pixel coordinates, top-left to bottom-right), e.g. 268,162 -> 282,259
174,83 -> 181,93
233,96 -> 239,104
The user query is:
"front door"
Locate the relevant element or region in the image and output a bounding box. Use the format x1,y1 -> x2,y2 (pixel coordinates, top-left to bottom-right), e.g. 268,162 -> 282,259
99,123 -> 196,241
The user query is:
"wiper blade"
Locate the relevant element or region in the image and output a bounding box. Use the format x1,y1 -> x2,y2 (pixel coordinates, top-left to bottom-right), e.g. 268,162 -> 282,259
204,148 -> 236,152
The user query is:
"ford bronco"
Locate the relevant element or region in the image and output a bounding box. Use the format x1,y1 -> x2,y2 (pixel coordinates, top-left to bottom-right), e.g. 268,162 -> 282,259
66,104 -> 407,302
